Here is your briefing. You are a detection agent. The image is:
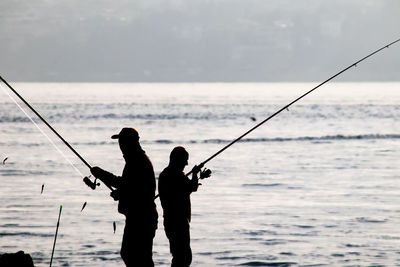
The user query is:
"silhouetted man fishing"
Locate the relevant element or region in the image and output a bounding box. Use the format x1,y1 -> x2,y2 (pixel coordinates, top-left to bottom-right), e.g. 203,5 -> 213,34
90,128 -> 158,267
158,146 -> 211,267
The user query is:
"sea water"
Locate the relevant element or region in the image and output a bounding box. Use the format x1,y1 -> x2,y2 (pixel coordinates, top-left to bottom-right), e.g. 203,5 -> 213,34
0,82 -> 399,267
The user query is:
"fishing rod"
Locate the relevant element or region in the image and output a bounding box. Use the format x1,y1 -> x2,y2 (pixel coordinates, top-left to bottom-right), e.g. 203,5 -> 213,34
0,76 -> 91,168
188,38 -> 400,176
154,38 -> 400,200
0,76 -> 110,191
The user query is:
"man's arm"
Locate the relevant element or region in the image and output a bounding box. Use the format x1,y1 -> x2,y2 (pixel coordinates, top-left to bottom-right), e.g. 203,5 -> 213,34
91,166 -> 122,189
189,165 -> 201,192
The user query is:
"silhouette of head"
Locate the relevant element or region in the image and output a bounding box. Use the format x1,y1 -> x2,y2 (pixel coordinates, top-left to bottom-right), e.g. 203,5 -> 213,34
111,128 -> 140,155
169,146 -> 189,171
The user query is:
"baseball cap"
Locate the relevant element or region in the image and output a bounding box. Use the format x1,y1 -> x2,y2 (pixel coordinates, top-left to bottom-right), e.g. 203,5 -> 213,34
111,128 -> 140,140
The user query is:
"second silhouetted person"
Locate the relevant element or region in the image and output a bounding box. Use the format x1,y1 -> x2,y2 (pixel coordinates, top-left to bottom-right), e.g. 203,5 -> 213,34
158,146 -> 211,267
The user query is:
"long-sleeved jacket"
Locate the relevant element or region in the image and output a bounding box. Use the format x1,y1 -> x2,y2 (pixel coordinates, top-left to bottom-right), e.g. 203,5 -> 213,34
158,166 -> 198,223
95,150 -> 157,226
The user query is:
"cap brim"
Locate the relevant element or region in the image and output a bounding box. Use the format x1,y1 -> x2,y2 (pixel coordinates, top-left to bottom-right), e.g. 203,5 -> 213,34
111,134 -> 119,139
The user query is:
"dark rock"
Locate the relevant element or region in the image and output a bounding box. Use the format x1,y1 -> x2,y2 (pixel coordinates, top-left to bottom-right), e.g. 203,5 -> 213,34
0,251 -> 35,267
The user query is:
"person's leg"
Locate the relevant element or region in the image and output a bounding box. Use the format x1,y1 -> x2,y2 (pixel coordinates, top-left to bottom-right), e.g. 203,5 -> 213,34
165,221 -> 192,267
121,220 -> 156,267
120,224 -> 131,266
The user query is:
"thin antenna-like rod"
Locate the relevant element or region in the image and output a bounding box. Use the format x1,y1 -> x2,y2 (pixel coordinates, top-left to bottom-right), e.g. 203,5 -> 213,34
154,38 -> 400,200
0,76 -> 92,169
0,84 -> 84,177
199,38 -> 400,168
49,205 -> 63,267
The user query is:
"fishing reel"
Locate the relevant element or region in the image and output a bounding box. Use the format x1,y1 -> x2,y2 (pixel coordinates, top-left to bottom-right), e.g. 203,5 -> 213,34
83,175 -> 100,190
199,168 -> 212,179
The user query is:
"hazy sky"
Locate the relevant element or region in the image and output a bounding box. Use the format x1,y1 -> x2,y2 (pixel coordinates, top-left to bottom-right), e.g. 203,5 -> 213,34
0,0 -> 399,82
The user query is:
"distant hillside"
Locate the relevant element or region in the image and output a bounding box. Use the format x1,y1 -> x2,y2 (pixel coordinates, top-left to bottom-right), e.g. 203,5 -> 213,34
0,0 -> 399,82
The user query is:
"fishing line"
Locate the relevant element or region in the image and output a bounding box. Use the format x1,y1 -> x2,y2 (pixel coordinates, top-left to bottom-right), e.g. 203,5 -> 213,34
0,83 -> 84,177
193,38 -> 400,171
0,76 -> 92,169
153,38 -> 400,199
0,78 -> 114,191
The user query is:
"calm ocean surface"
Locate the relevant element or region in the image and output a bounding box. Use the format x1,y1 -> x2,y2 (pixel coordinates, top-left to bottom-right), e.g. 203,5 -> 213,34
0,82 -> 399,267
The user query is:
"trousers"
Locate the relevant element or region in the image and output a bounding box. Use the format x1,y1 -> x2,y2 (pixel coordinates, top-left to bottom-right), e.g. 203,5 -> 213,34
164,218 -> 192,267
120,217 -> 157,267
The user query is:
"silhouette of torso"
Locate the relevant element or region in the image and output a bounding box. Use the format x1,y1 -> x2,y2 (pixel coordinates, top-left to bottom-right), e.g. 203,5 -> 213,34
118,151 -> 158,224
95,150 -> 158,224
158,166 -> 197,223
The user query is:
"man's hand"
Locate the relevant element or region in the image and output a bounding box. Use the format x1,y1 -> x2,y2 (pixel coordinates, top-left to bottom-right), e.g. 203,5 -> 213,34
191,165 -> 202,176
90,166 -> 103,177
110,189 -> 120,201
